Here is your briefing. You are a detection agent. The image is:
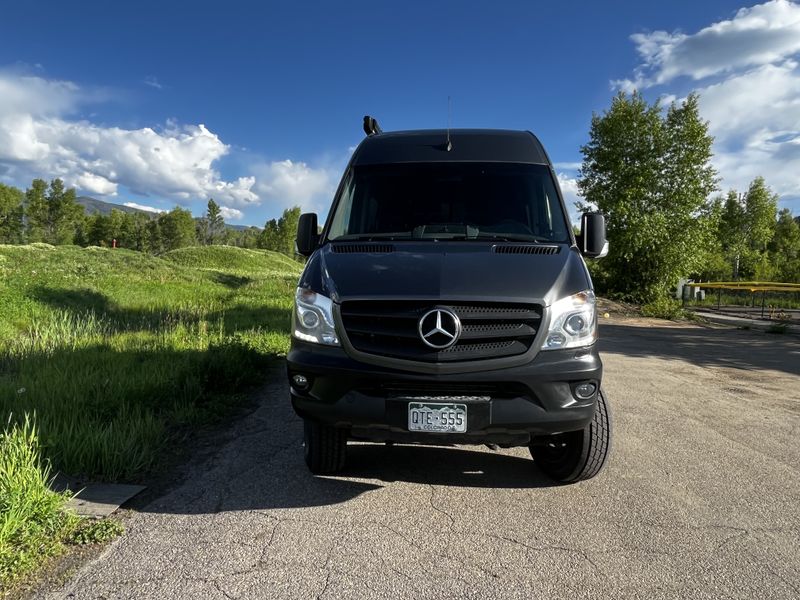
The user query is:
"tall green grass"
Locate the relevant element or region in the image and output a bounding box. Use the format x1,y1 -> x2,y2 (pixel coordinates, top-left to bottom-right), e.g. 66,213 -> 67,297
0,244 -> 301,589
0,245 -> 301,480
0,416 -> 77,589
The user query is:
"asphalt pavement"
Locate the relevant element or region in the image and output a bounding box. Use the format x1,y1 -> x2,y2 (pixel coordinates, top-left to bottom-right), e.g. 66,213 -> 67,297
42,319 -> 800,599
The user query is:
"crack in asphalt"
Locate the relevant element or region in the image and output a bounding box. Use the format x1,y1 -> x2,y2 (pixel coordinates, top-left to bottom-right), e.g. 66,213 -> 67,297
486,533 -> 607,580
427,484 -> 456,526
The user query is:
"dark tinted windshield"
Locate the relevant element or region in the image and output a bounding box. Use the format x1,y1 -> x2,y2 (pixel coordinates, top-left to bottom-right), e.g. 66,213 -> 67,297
327,162 -> 570,243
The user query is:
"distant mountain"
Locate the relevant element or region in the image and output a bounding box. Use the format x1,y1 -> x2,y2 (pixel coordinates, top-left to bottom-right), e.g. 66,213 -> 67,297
75,196 -> 258,231
76,196 -> 151,216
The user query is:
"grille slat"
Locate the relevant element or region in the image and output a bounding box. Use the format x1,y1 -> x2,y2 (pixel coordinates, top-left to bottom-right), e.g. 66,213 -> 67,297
340,300 -> 541,362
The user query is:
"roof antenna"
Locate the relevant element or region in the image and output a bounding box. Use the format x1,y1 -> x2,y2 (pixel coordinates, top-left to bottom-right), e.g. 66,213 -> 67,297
445,96 -> 453,151
363,115 -> 382,137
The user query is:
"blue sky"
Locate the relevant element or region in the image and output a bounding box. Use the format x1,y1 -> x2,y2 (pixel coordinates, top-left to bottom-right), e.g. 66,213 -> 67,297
1,0 -> 799,225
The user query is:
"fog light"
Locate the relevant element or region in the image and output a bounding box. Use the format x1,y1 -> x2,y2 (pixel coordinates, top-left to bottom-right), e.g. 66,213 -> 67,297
575,382 -> 597,400
292,374 -> 309,390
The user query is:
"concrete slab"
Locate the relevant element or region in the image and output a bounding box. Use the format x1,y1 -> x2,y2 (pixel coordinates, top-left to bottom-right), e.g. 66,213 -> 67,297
66,484 -> 146,518
691,309 -> 800,335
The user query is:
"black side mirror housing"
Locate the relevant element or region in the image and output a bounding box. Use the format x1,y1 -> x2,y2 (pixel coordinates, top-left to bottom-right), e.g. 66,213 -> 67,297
578,212 -> 608,258
296,213 -> 319,257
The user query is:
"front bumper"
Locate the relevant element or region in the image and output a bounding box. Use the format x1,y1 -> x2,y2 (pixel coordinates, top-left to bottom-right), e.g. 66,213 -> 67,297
287,341 -> 602,446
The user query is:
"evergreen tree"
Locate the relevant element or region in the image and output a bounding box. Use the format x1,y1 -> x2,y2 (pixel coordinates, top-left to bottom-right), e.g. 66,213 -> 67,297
206,199 -> 224,245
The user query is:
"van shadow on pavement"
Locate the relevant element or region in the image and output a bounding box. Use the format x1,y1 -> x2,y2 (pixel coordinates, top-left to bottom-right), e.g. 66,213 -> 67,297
136,377 -> 556,517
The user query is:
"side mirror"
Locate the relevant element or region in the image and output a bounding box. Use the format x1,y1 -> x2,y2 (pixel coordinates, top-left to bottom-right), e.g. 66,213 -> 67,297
296,213 -> 319,257
579,212 -> 608,258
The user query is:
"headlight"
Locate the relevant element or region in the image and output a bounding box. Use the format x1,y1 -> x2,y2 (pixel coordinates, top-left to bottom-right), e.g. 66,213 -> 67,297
541,290 -> 597,350
292,288 -> 340,346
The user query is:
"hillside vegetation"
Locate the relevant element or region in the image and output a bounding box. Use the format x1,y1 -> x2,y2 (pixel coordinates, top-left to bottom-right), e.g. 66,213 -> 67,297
0,244 -> 300,588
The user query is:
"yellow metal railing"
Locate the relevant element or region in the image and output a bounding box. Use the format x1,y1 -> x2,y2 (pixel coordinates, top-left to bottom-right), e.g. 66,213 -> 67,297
686,281 -> 800,293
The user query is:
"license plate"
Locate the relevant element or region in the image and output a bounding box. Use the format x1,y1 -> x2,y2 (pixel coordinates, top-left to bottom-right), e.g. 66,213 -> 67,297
408,402 -> 467,433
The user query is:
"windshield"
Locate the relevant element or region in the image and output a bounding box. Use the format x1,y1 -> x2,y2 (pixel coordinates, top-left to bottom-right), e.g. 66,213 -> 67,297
326,162 -> 570,243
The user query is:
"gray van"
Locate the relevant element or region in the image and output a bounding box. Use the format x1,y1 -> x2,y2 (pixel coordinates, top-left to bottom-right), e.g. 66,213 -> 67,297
287,118 -> 611,483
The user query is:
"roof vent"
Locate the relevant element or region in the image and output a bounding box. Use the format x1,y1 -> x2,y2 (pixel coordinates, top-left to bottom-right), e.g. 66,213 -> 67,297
492,245 -> 561,255
331,243 -> 395,254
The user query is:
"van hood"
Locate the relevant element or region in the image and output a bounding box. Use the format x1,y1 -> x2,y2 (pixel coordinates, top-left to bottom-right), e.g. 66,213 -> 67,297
299,243 -> 590,307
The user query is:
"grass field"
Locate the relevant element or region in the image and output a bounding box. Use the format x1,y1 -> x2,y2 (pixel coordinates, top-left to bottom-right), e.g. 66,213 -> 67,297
0,244 -> 301,588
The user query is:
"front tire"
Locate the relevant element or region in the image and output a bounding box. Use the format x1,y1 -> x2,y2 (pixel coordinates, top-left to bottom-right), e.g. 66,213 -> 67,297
303,420 -> 347,474
530,388 -> 612,483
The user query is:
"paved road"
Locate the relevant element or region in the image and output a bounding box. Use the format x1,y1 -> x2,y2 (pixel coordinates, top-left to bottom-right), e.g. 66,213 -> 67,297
44,320 -> 800,599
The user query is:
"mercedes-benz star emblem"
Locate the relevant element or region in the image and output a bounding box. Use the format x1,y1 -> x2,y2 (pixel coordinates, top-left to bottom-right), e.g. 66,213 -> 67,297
418,307 -> 462,349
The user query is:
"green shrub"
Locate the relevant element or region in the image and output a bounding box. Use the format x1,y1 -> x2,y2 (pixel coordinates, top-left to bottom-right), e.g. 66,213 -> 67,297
641,297 -> 686,320
69,519 -> 124,545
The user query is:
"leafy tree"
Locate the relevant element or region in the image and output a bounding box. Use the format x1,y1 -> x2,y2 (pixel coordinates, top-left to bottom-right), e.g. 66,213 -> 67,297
716,178 -> 778,279
578,92 -> 718,301
0,183 -> 24,243
128,212 -> 155,252
769,208 -> 800,282
277,206 -> 301,256
257,206 -> 302,258
24,178 -> 83,244
158,207 -> 197,251
258,218 -> 282,252
25,179 -> 49,242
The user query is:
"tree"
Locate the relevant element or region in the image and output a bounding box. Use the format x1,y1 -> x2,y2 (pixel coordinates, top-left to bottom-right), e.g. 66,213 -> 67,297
158,207 -> 197,251
257,206 -> 302,258
205,199 -> 225,245
0,183 -> 24,243
716,178 -> 779,279
24,178 -> 83,244
578,92 -> 718,302
48,179 -> 84,244
769,208 -> 800,282
25,179 -> 49,242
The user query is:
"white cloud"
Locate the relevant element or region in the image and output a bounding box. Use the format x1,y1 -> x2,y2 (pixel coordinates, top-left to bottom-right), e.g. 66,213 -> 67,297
614,1 -> 800,207
143,76 -> 163,90
253,159 -> 335,213
219,206 -> 243,221
0,70 -> 258,207
123,202 -> 165,213
616,0 -> 800,89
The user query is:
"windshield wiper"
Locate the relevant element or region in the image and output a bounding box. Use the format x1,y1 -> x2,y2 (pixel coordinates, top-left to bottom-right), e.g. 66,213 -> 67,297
452,233 -> 553,243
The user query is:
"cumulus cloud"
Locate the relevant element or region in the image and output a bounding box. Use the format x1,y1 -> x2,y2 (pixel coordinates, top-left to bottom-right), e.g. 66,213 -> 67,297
0,70 -> 258,207
219,206 -> 244,221
253,159 -> 335,213
615,0 -> 800,89
613,1 -> 800,207
123,202 -> 165,213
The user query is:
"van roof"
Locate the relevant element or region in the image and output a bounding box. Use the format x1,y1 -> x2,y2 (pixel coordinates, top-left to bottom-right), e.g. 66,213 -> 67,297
351,129 -> 550,166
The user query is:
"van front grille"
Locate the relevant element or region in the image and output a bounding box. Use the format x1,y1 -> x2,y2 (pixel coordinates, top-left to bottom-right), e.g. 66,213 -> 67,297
339,300 -> 542,362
